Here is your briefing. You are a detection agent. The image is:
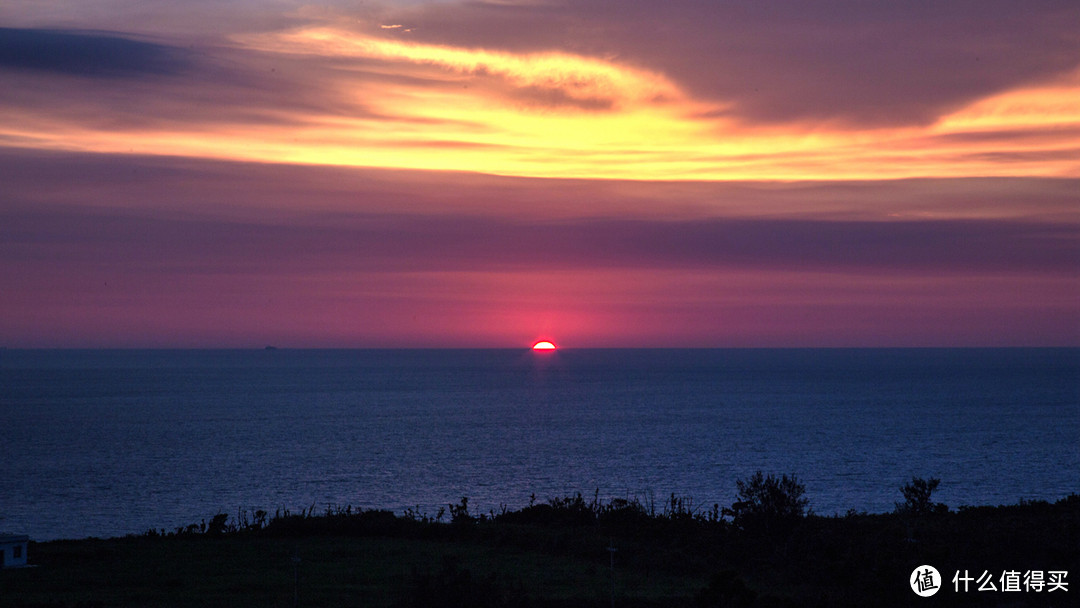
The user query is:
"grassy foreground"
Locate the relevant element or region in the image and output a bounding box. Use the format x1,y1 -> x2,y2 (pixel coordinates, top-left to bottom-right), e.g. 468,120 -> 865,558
2,490 -> 1077,607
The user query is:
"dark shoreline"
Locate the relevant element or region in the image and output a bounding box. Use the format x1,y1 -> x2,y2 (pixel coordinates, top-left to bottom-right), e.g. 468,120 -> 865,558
4,491 -> 1077,607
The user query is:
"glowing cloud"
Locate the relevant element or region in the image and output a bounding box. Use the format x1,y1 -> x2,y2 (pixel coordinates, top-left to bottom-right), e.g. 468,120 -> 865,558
0,12 -> 1077,181
936,69 -> 1080,133
239,26 -> 682,107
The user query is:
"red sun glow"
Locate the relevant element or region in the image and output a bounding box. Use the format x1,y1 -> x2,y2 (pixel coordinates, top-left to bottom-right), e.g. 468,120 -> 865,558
532,341 -> 557,350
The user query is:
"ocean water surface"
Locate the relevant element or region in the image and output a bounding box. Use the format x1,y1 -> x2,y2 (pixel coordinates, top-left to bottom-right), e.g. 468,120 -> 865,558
1,348 -> 1077,540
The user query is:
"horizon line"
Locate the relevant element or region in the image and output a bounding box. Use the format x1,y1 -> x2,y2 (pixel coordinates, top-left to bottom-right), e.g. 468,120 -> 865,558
3,345 -> 1077,351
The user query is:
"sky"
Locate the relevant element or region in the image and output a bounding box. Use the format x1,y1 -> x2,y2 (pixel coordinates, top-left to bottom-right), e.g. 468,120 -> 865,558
0,0 -> 1077,348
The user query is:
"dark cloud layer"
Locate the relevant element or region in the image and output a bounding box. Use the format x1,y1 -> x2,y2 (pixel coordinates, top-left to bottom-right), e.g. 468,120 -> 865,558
0,28 -> 381,132
2,149 -> 1075,276
378,0 -> 1080,126
3,199 -> 1075,277
0,27 -> 189,77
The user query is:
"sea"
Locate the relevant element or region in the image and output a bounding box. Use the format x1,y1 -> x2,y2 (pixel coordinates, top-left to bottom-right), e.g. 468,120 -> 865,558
1,348 -> 1077,541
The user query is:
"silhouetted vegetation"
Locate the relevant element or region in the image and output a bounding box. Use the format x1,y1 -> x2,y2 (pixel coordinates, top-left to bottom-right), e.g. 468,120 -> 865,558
895,476 -> 948,515
3,477 -> 1078,608
722,472 -> 808,534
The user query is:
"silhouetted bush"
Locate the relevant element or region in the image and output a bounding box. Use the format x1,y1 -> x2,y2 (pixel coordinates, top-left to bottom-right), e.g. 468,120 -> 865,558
894,477 -> 947,515
723,472 -> 808,533
449,496 -> 476,525
206,513 -> 230,536
261,506 -> 412,537
597,497 -> 653,529
496,499 -> 597,527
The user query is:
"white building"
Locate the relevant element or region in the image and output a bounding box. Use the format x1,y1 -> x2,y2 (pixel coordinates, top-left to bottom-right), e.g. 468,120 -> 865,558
0,534 -> 29,568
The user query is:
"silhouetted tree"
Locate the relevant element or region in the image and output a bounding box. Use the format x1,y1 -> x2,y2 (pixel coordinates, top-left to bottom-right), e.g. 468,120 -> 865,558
896,477 -> 947,515
723,471 -> 808,532
206,512 -> 230,535
449,496 -> 475,524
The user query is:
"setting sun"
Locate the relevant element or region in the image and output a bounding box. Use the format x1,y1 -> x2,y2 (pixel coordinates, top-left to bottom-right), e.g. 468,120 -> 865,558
532,341 -> 557,350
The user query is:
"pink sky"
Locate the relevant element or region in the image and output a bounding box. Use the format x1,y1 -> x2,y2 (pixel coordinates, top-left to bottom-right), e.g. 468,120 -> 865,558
0,1 -> 1077,347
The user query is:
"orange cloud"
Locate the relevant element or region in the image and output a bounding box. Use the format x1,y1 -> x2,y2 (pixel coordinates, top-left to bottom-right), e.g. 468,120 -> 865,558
240,26 -> 682,108
0,23 -> 1076,181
